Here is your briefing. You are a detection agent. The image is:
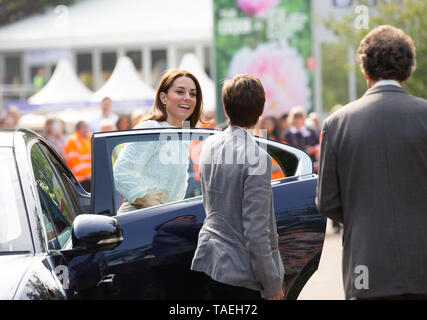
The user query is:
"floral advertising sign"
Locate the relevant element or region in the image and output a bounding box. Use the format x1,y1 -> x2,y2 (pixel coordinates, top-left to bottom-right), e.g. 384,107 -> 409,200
214,0 -> 312,119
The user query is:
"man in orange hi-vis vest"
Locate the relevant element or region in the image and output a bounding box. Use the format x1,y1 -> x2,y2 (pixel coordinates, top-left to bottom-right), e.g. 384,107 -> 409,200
64,121 -> 92,192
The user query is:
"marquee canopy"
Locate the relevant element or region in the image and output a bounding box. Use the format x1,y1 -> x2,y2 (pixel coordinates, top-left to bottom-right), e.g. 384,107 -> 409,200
28,58 -> 93,105
91,56 -> 155,103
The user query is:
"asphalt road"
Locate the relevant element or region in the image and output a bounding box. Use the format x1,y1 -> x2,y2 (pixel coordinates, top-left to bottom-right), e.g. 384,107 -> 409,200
298,220 -> 345,300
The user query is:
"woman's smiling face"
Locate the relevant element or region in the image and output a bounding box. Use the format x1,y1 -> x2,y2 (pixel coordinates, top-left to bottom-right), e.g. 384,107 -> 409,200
160,76 -> 197,127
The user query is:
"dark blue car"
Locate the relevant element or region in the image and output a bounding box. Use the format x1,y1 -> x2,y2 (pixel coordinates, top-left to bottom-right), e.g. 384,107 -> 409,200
0,127 -> 326,299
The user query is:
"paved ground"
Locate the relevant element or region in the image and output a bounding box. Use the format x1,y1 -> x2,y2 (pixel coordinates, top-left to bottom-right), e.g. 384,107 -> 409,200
298,220 -> 345,300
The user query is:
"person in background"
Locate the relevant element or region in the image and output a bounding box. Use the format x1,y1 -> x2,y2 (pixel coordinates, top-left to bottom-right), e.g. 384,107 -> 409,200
199,110 -> 216,129
89,97 -> 118,133
191,74 -> 285,300
44,118 -> 66,157
317,25 -> 427,300
256,116 -> 286,180
258,116 -> 282,141
64,121 -> 92,192
33,67 -> 47,91
6,105 -> 20,129
116,115 -> 130,131
307,112 -> 321,141
130,109 -> 146,128
277,113 -> 289,138
283,106 -> 319,163
0,116 -> 15,129
100,118 -> 117,132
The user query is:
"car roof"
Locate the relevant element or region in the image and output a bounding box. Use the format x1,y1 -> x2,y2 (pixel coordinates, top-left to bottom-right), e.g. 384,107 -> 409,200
0,129 -> 15,147
0,128 -> 41,147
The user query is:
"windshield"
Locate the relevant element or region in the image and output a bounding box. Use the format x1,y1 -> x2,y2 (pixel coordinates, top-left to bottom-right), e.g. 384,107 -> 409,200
0,148 -> 32,254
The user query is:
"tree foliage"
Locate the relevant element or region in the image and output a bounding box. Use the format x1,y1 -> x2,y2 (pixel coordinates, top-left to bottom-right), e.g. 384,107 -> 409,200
0,0 -> 75,26
323,0 -> 427,99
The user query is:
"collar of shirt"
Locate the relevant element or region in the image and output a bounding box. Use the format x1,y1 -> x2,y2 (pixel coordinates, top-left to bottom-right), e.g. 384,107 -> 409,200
373,80 -> 402,88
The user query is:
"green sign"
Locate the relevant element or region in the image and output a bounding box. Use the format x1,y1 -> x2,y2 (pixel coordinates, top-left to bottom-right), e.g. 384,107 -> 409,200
214,0 -> 313,123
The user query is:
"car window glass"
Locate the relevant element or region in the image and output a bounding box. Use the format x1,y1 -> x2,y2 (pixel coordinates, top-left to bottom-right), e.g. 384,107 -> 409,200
267,144 -> 299,178
0,148 -> 32,253
38,143 -> 79,212
31,144 -> 75,250
107,130 -> 300,215
111,133 -> 198,214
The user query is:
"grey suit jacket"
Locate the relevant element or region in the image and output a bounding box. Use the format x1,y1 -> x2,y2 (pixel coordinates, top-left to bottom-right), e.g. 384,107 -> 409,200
316,85 -> 427,299
191,125 -> 285,298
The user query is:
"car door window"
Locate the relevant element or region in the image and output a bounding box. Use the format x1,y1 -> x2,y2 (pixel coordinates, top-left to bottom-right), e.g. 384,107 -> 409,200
106,130 -> 301,215
267,143 -> 299,178
30,144 -> 76,250
38,143 -> 80,211
110,132 -> 196,214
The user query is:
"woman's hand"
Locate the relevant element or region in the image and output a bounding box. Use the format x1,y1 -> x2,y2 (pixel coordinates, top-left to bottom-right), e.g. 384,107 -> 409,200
131,190 -> 168,209
265,288 -> 284,300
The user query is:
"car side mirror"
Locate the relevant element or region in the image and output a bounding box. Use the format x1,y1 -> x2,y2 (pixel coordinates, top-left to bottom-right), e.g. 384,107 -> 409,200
61,214 -> 123,259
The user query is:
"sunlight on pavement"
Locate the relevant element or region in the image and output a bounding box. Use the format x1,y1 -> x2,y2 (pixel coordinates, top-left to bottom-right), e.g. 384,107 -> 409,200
298,220 -> 345,300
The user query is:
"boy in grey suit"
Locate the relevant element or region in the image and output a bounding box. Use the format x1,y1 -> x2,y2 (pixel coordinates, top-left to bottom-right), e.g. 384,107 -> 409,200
191,75 -> 285,300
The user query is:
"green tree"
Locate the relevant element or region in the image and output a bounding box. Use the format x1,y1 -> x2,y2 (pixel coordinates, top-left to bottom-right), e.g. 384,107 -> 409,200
323,0 -> 427,100
321,42 -> 348,113
0,0 -> 75,26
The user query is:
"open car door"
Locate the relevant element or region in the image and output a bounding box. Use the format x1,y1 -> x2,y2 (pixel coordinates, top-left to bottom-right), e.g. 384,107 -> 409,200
88,127 -> 326,300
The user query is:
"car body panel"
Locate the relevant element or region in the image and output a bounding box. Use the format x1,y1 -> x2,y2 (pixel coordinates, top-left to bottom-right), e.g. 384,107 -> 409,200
89,174 -> 325,300
0,255 -> 34,299
0,129 -> 13,147
13,254 -> 67,300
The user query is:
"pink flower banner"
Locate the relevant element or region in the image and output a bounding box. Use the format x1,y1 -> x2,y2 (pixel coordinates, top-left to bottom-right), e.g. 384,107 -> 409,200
214,0 -> 313,120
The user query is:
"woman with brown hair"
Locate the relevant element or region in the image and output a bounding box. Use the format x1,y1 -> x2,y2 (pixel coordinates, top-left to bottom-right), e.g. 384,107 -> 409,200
134,69 -> 203,128
113,69 -> 204,213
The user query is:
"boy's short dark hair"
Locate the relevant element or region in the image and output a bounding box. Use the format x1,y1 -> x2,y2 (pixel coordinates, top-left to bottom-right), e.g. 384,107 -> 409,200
356,25 -> 416,82
222,74 -> 265,128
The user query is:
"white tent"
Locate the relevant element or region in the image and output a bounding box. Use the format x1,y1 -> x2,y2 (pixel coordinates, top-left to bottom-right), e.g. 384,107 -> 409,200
91,56 -> 155,104
179,53 -> 216,113
28,58 -> 93,105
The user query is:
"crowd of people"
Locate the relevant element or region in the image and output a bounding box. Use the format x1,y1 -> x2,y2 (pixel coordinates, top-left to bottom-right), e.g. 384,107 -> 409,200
0,92 -> 325,195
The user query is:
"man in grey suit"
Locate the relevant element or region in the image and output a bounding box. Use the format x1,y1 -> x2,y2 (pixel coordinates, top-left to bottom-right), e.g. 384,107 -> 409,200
191,74 -> 285,300
316,25 -> 427,300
